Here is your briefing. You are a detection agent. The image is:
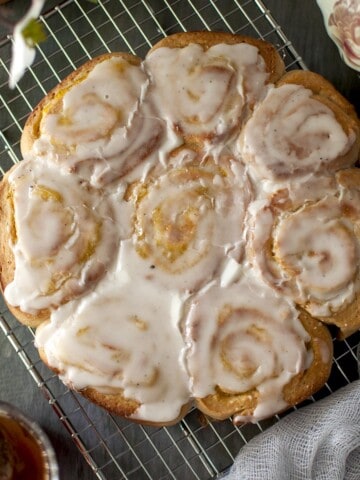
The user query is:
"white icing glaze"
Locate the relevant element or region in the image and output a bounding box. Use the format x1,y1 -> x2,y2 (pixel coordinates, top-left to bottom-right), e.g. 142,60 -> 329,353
315,337 -> 332,365
240,83 -> 355,180
184,275 -> 312,422
251,171 -> 339,207
144,43 -> 269,143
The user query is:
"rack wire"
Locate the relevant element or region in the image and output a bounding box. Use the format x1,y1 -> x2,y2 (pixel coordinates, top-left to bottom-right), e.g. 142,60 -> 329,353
0,1 -> 359,479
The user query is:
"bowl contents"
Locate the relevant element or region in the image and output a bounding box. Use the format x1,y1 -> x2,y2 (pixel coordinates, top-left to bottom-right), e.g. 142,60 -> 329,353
0,403 -> 58,480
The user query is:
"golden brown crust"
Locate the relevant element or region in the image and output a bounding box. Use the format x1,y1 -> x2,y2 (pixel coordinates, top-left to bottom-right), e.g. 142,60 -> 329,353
282,311 -> 333,404
82,388 -> 191,427
195,310 -> 333,422
149,31 -> 285,84
20,52 -> 142,157
317,296 -> 360,339
336,167 -> 360,189
0,172 -> 14,293
82,387 -> 140,418
38,344 -> 191,426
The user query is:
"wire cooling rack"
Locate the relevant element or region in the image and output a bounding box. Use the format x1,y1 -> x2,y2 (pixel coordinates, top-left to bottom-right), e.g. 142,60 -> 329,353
0,1 -> 359,479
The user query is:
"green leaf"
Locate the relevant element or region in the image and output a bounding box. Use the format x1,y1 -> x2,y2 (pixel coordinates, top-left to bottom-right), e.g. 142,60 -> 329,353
21,18 -> 47,48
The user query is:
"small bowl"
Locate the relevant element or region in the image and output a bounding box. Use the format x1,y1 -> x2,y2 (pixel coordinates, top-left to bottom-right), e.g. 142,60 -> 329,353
317,0 -> 360,72
0,402 -> 59,480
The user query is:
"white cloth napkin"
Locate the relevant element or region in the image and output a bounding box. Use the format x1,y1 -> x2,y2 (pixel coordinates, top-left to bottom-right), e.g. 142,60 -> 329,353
226,380 -> 360,480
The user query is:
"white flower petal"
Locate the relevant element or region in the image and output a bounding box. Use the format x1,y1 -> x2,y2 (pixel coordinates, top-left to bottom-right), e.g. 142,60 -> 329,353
8,0 -> 45,89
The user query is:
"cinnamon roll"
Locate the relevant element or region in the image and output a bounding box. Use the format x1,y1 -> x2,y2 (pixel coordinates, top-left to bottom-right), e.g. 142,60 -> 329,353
21,53 -> 164,187
184,276 -> 332,422
36,271 -> 191,426
127,150 -> 251,291
145,32 -> 284,148
248,169 -> 360,337
239,71 -> 359,184
0,160 -> 117,325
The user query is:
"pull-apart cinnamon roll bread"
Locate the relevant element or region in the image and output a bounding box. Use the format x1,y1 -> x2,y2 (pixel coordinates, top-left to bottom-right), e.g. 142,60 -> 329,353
239,70 -> 359,183
0,32 -> 359,426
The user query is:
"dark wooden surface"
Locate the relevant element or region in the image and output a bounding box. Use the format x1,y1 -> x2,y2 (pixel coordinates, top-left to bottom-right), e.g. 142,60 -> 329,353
267,0 -> 359,113
0,1 -> 359,479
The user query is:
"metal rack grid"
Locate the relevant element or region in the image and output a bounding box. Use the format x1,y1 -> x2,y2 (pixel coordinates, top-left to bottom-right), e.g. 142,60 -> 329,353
0,1 -> 359,479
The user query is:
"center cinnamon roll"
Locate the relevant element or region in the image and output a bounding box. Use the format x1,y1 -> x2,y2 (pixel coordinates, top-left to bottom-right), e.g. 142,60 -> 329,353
127,151 -> 251,291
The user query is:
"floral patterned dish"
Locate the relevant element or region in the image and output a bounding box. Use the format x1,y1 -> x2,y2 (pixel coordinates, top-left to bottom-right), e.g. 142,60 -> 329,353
317,0 -> 360,71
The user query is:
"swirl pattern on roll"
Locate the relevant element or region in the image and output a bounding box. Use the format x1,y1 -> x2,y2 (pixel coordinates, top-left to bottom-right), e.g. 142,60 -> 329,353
239,83 -> 356,180
4,161 -> 117,313
145,42 -> 269,142
36,273 -> 190,424
184,277 -> 312,422
127,151 -> 251,291
33,56 -> 164,187
248,180 -> 360,317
